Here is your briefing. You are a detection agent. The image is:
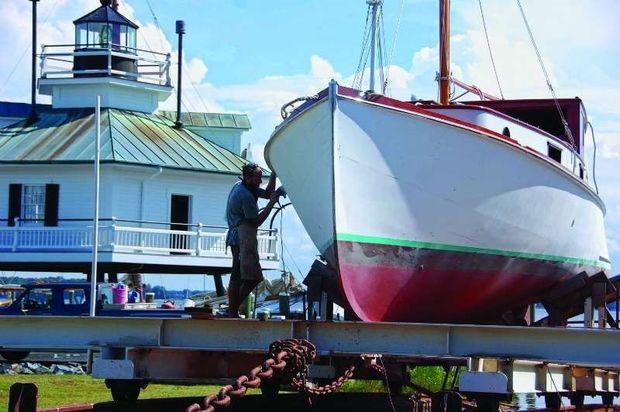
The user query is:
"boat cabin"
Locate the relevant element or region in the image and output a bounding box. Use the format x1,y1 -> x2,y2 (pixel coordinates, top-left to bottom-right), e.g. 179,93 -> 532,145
422,97 -> 590,183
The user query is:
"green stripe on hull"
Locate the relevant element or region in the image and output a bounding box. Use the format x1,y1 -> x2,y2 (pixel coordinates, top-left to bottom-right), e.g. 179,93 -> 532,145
336,233 -> 611,270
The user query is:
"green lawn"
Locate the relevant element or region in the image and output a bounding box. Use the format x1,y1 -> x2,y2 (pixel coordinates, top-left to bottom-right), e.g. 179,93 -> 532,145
0,375 -> 224,409
0,367 -> 450,408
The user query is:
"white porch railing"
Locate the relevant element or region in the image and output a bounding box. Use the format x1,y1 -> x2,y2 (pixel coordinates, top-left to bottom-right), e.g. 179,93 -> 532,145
0,219 -> 279,261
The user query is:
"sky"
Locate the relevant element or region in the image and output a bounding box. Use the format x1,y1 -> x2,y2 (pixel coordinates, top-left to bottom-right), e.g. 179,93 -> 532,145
0,0 -> 619,290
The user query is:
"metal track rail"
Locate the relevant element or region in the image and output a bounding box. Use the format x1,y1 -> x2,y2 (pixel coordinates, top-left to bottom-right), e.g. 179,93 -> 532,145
1,317 -> 619,368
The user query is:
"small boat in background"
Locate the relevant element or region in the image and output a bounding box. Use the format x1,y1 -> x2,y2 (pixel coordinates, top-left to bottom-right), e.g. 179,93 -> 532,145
265,0 -> 610,324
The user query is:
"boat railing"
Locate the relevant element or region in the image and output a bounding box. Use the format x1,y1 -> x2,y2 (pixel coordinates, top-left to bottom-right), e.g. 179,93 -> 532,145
39,43 -> 171,87
0,218 -> 279,261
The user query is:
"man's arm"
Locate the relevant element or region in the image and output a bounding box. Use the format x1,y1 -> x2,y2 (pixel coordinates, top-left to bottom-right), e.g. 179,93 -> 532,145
252,193 -> 279,227
258,172 -> 277,199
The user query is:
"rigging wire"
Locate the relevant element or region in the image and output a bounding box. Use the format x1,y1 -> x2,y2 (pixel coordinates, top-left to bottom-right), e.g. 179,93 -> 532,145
0,0 -> 61,98
378,7 -> 389,94
143,0 -> 211,113
477,0 -> 504,99
273,202 -> 305,286
352,3 -> 373,90
385,0 -> 405,93
352,1 -> 388,93
515,0 -> 575,148
587,121 -> 600,194
144,0 -> 166,52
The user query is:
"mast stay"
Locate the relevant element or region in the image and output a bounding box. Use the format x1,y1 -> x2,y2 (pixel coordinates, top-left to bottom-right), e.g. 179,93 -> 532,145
352,0 -> 388,94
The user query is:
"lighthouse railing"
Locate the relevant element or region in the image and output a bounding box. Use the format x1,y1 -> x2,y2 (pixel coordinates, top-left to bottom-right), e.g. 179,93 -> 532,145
39,43 -> 172,87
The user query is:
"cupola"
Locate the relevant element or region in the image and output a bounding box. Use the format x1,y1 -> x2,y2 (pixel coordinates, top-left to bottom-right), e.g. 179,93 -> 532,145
73,0 -> 139,76
38,0 -> 172,113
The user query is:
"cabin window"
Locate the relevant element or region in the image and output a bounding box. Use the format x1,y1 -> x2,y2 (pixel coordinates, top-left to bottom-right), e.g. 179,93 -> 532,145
21,288 -> 52,311
21,185 -> 46,225
502,127 -> 511,137
547,143 -> 562,164
63,288 -> 86,305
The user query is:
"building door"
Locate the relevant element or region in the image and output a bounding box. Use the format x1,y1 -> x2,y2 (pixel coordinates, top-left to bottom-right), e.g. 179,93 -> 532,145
170,194 -> 190,254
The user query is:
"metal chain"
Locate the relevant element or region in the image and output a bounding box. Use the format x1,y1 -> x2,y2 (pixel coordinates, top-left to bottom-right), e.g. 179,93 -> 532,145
186,340 -> 387,412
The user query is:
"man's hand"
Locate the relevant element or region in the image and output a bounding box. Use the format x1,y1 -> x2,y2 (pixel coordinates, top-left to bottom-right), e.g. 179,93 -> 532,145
269,191 -> 280,203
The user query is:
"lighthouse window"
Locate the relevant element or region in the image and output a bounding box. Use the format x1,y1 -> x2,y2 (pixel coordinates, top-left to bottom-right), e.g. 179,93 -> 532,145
21,185 -> 46,225
76,24 -> 88,47
119,26 -> 136,51
547,143 -> 562,164
87,23 -> 114,48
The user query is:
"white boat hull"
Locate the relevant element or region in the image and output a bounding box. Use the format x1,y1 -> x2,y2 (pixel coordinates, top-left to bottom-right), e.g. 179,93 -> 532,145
266,84 -> 610,323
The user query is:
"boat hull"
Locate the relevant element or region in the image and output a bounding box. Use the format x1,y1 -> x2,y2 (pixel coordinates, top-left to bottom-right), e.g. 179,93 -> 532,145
266,85 -> 610,323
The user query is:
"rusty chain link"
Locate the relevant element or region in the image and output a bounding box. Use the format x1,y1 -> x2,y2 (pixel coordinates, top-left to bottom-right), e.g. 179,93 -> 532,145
186,339 -> 386,412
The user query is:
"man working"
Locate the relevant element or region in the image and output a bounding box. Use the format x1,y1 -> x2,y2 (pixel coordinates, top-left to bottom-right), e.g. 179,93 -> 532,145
226,163 -> 280,318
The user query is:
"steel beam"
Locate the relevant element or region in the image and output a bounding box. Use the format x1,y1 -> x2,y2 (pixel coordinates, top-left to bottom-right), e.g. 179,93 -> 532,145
2,317 -> 620,368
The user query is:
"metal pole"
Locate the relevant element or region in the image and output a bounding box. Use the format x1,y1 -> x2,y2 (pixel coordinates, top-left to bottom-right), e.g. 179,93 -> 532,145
439,0 -> 451,105
175,20 -> 186,128
29,0 -> 40,122
368,0 -> 379,92
616,287 -> 620,329
89,96 -> 101,317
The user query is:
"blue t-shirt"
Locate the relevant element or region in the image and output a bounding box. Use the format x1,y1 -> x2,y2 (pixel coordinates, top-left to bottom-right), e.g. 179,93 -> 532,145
226,181 -> 266,246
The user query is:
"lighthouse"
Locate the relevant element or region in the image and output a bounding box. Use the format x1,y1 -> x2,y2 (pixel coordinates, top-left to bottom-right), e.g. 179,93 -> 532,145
0,1 -> 278,285
38,0 -> 172,113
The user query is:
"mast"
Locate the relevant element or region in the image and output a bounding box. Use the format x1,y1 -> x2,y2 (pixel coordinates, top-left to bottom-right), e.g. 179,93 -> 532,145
439,0 -> 450,105
368,0 -> 381,92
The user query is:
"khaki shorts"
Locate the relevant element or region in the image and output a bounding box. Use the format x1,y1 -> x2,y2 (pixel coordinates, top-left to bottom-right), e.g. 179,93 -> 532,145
230,222 -> 263,283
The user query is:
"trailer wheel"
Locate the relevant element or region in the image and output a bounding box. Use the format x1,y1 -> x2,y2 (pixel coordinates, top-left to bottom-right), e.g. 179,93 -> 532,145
0,351 -> 30,363
106,379 -> 143,403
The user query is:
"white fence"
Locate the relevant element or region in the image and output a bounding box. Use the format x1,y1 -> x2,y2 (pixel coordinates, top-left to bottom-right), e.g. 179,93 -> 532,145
0,222 -> 278,261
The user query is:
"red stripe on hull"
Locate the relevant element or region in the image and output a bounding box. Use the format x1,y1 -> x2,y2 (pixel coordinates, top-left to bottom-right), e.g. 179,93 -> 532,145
336,241 -> 590,324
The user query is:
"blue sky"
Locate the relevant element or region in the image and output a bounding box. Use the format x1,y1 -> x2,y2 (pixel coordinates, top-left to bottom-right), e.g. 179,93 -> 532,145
0,0 -> 619,289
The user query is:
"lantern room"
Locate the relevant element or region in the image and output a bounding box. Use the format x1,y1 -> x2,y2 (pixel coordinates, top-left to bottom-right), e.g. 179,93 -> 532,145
72,0 -> 139,75
74,0 -> 137,51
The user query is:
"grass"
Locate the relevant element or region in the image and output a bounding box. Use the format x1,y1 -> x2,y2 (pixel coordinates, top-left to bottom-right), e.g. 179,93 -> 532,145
0,366 -> 461,408
0,375 -> 225,409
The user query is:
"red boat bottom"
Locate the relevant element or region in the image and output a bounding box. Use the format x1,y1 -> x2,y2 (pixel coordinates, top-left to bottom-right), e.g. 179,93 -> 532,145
336,241 -> 592,324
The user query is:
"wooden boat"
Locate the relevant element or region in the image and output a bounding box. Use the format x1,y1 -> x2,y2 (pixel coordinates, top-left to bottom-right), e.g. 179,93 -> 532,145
264,0 -> 610,323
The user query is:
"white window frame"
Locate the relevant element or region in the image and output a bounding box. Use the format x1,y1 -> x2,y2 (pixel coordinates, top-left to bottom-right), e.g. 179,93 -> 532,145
21,184 -> 46,226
